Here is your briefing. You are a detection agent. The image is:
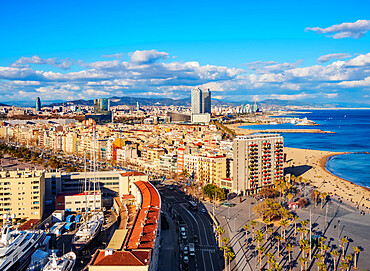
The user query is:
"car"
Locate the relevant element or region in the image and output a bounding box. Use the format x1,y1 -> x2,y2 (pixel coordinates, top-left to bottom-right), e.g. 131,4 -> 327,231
183,255 -> 189,264
181,231 -> 187,240
189,243 -> 195,256
192,235 -> 198,244
183,246 -> 189,255
221,202 -> 235,207
200,208 -> 207,213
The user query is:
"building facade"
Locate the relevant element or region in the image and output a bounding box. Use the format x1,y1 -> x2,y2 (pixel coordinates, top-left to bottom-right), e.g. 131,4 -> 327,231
0,170 -> 45,220
232,134 -> 284,195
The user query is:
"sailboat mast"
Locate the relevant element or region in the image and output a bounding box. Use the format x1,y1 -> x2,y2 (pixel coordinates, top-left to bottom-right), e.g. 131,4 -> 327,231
93,125 -> 96,210
84,152 -> 87,215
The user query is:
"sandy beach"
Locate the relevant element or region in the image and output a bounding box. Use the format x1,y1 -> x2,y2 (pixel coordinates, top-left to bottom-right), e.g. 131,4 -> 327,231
284,147 -> 370,211
227,124 -> 370,211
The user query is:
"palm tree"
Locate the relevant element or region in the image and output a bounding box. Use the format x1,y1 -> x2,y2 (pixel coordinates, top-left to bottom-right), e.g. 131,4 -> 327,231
268,227 -> 274,240
303,245 -> 311,259
273,262 -> 283,271
313,190 -> 320,207
257,246 -> 266,271
256,231 -> 264,248
226,251 -> 235,271
320,192 -> 327,209
250,220 -> 257,239
345,254 -> 352,265
340,238 -> 349,259
222,237 -> 230,247
314,254 -> 324,271
216,227 -> 225,247
338,260 -> 348,271
301,220 -> 309,230
243,224 -> 250,245
317,262 -> 328,271
331,250 -> 340,271
297,227 -> 304,242
263,218 -> 270,241
286,243 -> 294,270
299,257 -> 308,271
221,244 -> 229,270
294,215 -> 299,236
353,246 -> 360,269
265,252 -> 274,270
279,219 -> 289,240
321,244 -> 329,257
275,235 -> 283,257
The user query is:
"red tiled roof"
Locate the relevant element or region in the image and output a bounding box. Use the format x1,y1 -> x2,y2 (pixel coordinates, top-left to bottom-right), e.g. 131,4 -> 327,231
121,172 -> 146,177
126,181 -> 160,250
122,194 -> 136,200
92,250 -> 150,266
18,219 -> 39,231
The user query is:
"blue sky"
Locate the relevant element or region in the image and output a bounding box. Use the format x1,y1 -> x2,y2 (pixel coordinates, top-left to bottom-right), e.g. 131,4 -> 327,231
0,0 -> 369,105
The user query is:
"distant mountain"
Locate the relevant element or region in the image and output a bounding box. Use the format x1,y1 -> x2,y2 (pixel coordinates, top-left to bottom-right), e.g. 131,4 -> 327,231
0,103 -> 9,106
48,96 -> 236,107
258,99 -> 308,106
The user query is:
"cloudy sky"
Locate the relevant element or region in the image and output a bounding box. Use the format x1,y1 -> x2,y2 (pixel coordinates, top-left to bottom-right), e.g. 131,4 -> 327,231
0,0 -> 369,105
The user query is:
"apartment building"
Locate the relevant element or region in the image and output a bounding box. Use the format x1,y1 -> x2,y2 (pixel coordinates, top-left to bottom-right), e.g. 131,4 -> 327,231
0,170 -> 45,220
232,134 -> 284,195
197,156 -> 227,186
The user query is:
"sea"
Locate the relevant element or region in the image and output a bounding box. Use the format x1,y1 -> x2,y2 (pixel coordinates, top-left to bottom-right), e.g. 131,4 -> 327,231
239,109 -> 370,188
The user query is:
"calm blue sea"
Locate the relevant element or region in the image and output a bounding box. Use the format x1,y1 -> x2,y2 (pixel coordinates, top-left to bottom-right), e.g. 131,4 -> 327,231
239,109 -> 370,187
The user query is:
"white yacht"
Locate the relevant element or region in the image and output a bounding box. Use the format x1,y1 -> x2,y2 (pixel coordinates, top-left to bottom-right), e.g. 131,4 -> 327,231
72,211 -> 104,251
42,251 -> 76,271
72,129 -> 104,252
0,215 -> 46,271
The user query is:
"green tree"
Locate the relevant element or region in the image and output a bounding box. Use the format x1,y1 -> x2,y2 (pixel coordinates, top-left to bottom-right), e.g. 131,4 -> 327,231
286,243 -> 294,271
353,246 -> 360,269
226,251 -> 235,271
243,224 -> 250,245
275,235 -> 283,257
250,220 -> 257,239
331,250 -> 340,271
299,257 -> 308,271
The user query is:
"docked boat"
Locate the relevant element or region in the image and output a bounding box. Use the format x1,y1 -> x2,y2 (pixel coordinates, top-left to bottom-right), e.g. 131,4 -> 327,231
72,211 -> 104,251
42,251 -> 76,271
0,215 -> 46,271
72,128 -> 104,252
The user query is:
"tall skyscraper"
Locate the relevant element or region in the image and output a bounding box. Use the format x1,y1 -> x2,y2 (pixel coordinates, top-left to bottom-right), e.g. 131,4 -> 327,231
94,98 -> 109,113
191,88 -> 211,114
232,134 -> 284,195
35,97 -> 41,111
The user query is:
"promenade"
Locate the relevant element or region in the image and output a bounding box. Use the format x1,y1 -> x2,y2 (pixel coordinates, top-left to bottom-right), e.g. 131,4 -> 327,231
205,195 -> 370,271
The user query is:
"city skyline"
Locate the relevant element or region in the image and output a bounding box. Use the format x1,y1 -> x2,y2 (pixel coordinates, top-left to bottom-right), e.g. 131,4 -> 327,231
0,0 -> 369,105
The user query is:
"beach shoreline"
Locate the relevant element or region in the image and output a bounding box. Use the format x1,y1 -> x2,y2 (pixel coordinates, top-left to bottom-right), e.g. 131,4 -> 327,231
227,124 -> 370,212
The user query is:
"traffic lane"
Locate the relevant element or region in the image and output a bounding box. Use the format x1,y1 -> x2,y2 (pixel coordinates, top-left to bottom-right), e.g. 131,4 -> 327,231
176,204 -> 210,271
195,212 -> 221,271
172,203 -> 198,271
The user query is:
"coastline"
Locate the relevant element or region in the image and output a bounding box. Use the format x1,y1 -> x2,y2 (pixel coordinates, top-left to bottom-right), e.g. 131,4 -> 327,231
286,147 -> 370,211
225,123 -> 333,135
228,124 -> 370,211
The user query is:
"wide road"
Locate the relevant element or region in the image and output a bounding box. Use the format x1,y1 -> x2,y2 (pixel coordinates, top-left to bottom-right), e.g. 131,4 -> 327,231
157,184 -> 222,271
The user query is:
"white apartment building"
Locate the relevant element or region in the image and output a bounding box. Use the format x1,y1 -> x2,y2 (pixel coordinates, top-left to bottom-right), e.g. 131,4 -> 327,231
232,134 -> 284,195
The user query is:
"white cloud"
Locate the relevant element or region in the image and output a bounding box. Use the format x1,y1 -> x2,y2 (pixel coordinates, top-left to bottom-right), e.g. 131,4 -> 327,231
306,20 -> 370,39
326,93 -> 338,98
12,56 -> 74,70
130,49 -> 169,64
1,50 -> 370,103
344,53 -> 370,67
317,53 -> 352,63
101,53 -> 123,59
